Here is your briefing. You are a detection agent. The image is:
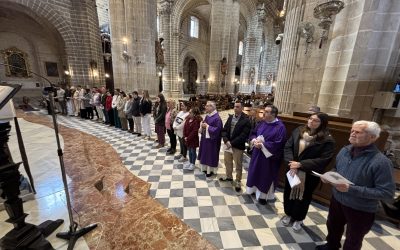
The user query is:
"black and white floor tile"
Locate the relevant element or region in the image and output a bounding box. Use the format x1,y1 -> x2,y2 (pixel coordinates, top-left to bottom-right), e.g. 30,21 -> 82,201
33,110 -> 400,250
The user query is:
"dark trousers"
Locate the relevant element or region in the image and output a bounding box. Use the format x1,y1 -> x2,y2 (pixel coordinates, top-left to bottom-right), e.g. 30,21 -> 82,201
325,196 -> 375,250
80,109 -> 86,119
128,118 -> 134,131
85,107 -> 93,119
93,106 -> 99,119
167,128 -> 176,151
188,148 -> 196,164
283,174 -> 320,221
113,108 -> 121,128
178,136 -> 187,157
103,109 -> 109,124
107,109 -> 114,126
155,124 -> 165,146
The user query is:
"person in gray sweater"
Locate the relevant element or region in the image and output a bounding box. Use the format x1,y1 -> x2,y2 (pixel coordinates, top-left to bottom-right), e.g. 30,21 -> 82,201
317,120 -> 395,250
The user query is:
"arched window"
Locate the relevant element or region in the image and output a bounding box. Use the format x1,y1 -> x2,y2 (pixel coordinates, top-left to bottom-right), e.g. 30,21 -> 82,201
190,16 -> 199,38
238,41 -> 243,55
2,47 -> 30,77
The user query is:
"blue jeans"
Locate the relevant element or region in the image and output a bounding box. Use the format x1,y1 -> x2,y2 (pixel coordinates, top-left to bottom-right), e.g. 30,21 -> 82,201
188,148 -> 196,164
113,108 -> 121,128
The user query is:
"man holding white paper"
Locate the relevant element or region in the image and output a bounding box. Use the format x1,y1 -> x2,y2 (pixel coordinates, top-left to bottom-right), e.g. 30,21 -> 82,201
219,101 -> 251,192
317,121 -> 395,250
246,105 -> 286,204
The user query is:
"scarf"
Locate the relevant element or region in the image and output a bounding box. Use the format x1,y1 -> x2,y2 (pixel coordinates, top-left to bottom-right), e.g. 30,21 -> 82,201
290,131 -> 315,200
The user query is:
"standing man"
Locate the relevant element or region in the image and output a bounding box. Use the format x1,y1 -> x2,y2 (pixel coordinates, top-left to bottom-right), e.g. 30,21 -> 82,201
56,86 -> 66,115
131,91 -> 142,136
198,101 -> 223,177
219,101 -> 251,192
246,105 -> 286,204
317,121 -> 395,250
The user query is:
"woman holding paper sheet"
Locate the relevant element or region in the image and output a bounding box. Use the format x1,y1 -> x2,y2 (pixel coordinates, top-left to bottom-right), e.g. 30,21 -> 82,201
282,112 -> 335,232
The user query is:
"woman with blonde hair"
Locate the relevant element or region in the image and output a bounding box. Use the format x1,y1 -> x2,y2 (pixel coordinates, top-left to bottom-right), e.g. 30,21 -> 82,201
166,99 -> 178,154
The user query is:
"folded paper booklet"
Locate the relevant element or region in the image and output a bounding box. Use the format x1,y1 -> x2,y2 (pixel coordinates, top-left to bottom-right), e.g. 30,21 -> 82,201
312,171 -> 354,185
286,170 -> 301,188
222,144 -> 233,153
256,135 -> 273,159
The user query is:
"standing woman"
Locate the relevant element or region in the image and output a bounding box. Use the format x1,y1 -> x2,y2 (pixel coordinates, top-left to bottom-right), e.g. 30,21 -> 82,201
117,91 -> 128,131
173,102 -> 190,162
105,90 -> 113,124
282,112 -> 335,232
140,90 -> 152,139
165,99 -> 178,155
154,93 -> 167,148
125,94 -> 134,132
183,107 -> 202,171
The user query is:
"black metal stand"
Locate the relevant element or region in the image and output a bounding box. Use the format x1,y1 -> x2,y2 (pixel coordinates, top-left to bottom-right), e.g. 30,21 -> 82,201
46,93 -> 97,250
0,122 -> 63,250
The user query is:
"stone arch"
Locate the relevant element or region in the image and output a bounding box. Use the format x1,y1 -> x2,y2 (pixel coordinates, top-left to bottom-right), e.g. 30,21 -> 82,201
179,49 -> 206,76
0,0 -> 78,48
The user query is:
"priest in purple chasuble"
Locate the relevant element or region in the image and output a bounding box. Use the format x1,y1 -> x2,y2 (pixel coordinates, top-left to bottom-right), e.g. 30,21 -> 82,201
246,105 -> 286,205
198,101 -> 223,177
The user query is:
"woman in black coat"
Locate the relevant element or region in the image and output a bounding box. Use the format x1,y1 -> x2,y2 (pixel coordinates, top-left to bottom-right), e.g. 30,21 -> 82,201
282,112 -> 335,232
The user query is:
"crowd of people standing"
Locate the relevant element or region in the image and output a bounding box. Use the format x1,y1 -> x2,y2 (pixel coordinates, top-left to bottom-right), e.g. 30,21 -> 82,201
48,86 -> 395,250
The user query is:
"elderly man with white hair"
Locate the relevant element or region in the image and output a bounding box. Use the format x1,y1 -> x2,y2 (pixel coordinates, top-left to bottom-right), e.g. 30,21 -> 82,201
198,101 -> 223,177
317,120 -> 395,250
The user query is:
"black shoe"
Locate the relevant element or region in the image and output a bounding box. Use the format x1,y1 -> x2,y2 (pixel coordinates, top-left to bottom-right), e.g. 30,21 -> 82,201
206,172 -> 214,177
235,186 -> 242,192
137,133 -> 141,137
219,177 -> 233,182
202,170 -> 207,174
258,199 -> 267,205
315,244 -> 330,250
167,148 -> 172,153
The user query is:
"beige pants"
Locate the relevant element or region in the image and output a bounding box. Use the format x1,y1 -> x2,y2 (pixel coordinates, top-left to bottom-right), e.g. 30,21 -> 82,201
133,116 -> 142,134
224,147 -> 244,182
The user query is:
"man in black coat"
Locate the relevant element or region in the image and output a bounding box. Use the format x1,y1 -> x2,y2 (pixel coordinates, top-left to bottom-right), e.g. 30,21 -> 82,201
220,101 -> 251,192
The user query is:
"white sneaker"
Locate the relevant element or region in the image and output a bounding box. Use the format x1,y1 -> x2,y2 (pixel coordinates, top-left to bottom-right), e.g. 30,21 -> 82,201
187,163 -> 195,171
178,157 -> 188,162
182,162 -> 191,170
292,220 -> 303,232
281,215 -> 291,226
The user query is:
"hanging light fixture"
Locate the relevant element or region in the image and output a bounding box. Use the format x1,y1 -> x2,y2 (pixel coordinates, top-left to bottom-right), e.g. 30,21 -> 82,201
313,0 -> 344,48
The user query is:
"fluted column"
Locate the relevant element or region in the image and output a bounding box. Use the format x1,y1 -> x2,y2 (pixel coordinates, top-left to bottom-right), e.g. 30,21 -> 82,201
207,0 -> 240,94
259,17 -> 278,90
226,0 -> 240,94
274,0 -> 304,114
159,0 -> 173,97
240,4 -> 265,93
109,0 -> 158,93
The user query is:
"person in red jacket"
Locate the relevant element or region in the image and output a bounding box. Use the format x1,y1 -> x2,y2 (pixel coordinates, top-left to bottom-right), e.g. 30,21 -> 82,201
183,107 -> 202,171
105,91 -> 113,126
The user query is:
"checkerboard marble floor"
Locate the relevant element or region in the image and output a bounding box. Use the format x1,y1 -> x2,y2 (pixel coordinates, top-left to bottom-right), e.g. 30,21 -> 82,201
35,110 -> 400,250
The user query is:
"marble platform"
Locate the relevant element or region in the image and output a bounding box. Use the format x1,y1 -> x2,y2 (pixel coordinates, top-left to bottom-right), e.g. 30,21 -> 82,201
0,111 -> 215,250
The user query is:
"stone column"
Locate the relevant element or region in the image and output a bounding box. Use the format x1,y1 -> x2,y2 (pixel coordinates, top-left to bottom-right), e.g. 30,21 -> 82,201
239,4 -> 265,93
274,0 -> 304,114
259,17 -> 277,91
158,0 -> 174,97
207,0 -> 240,94
109,0 -> 158,94
69,0 -> 105,87
226,0 -> 240,94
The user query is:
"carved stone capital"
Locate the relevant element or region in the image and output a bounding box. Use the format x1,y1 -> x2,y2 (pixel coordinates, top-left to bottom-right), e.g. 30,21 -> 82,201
159,0 -> 174,15
257,3 -> 267,23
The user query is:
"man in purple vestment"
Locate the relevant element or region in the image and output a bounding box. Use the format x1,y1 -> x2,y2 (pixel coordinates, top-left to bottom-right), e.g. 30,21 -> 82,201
198,101 -> 223,177
246,105 -> 286,205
